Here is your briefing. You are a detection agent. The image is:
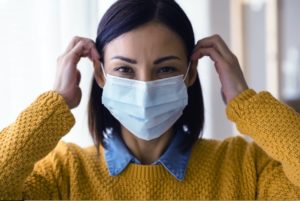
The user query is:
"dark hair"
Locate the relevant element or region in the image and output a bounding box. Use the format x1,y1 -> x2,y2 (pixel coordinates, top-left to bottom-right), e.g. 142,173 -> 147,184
88,0 -> 204,152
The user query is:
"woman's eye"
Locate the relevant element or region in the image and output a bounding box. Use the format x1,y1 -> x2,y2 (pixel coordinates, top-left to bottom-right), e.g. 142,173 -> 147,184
158,66 -> 177,73
114,66 -> 133,73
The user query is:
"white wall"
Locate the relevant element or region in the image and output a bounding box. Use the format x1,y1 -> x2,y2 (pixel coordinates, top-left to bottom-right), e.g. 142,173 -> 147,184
0,0 -> 99,147
280,0 -> 300,100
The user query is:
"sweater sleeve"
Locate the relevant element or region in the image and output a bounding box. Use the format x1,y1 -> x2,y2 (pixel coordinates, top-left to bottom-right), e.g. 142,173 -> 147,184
226,89 -> 300,199
0,91 -> 75,200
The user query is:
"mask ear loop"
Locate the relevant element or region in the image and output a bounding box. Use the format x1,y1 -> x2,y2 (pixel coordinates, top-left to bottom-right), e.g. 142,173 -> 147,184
183,62 -> 191,81
100,63 -> 107,80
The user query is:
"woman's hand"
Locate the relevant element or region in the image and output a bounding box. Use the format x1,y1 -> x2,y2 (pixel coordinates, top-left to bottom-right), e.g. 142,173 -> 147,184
54,36 -> 101,109
191,34 -> 248,104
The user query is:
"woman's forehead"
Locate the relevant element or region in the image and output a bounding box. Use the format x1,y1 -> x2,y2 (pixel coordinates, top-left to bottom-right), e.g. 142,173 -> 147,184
103,22 -> 187,61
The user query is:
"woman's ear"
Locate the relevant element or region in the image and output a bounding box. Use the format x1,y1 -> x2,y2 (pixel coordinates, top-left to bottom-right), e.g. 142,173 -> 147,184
93,60 -> 105,88
187,60 -> 198,87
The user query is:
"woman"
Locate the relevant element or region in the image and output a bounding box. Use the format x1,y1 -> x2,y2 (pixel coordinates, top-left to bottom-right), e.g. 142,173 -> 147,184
1,0 -> 300,200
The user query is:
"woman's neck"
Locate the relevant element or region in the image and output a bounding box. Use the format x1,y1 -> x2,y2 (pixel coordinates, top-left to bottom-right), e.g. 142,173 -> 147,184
120,126 -> 174,164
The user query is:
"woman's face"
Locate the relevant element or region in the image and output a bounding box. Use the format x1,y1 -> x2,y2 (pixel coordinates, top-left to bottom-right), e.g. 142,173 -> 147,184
97,21 -> 196,86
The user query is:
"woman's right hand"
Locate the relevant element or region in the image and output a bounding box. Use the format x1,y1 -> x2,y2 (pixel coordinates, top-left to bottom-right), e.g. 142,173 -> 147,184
54,36 -> 101,109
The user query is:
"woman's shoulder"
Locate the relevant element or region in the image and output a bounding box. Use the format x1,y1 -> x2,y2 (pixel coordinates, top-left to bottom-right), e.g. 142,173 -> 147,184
51,141 -> 100,159
191,135 -> 269,164
36,141 -> 101,169
193,135 -> 250,151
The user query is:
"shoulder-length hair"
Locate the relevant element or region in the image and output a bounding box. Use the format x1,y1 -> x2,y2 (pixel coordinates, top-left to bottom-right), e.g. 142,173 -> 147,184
88,0 -> 204,152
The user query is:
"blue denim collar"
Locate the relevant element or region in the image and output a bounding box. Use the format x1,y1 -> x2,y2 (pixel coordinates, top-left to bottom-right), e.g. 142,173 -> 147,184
103,126 -> 192,181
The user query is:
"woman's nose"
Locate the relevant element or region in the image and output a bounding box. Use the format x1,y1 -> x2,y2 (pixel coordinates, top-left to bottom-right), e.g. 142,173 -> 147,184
136,69 -> 153,81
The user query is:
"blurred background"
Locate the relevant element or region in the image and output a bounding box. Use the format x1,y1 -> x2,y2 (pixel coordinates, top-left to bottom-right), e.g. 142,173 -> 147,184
0,0 -> 299,147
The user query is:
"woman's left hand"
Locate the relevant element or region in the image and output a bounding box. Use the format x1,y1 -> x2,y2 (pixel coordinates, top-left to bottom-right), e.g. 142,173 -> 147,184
191,34 -> 249,104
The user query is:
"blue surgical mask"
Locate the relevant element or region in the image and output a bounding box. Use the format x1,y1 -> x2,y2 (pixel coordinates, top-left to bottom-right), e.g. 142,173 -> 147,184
101,64 -> 190,141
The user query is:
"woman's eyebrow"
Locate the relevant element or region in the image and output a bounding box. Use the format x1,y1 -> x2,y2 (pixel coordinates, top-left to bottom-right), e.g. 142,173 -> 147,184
111,55 -> 181,64
153,56 -> 181,65
111,56 -> 137,64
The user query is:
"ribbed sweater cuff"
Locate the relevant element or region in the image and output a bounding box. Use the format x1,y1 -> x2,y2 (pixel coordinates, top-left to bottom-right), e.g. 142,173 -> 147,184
36,90 -> 67,107
30,90 -> 75,138
226,89 -> 257,122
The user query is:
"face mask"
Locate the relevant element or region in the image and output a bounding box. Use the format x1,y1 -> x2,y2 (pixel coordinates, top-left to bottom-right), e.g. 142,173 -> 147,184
101,64 -> 190,141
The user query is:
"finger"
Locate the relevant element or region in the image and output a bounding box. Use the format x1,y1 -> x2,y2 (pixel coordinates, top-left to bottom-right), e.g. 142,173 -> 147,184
194,35 -> 229,53
64,36 -> 97,57
72,86 -> 82,109
71,40 -> 100,63
193,35 -> 232,59
191,47 -> 223,63
221,88 -> 227,104
90,45 -> 101,61
192,47 -> 227,75
67,40 -> 93,64
76,70 -> 81,86
63,36 -> 82,55
85,45 -> 101,63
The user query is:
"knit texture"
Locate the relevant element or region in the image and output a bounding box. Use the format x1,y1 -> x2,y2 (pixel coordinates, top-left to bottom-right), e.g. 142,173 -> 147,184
0,89 -> 300,200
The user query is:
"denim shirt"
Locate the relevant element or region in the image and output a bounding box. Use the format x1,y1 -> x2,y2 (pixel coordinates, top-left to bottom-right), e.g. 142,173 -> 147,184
103,126 -> 193,181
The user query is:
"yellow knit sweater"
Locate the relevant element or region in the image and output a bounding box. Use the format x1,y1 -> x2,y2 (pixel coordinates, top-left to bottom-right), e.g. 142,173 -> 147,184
1,89 -> 300,200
